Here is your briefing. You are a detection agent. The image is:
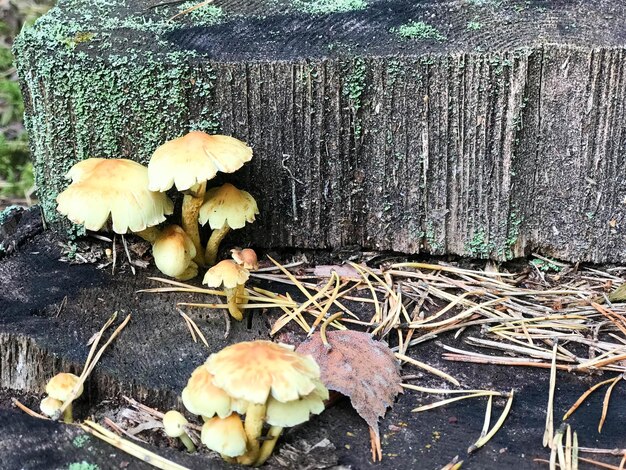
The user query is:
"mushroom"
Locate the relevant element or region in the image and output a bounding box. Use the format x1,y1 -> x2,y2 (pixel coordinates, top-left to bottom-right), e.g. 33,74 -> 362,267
201,414 -> 248,461
198,183 -> 259,266
45,372 -> 83,423
230,248 -> 258,307
204,341 -> 328,465
39,396 -> 63,418
181,365 -> 233,420
202,260 -> 250,321
231,248 -> 259,271
148,132 -> 252,266
56,158 -> 173,243
152,225 -> 198,280
162,410 -> 196,453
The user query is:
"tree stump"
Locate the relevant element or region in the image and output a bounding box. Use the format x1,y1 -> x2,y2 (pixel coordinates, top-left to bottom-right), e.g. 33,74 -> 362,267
14,0 -> 626,262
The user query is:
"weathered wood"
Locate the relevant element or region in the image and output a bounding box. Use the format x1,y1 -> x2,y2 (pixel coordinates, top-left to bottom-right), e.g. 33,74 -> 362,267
13,0 -> 626,262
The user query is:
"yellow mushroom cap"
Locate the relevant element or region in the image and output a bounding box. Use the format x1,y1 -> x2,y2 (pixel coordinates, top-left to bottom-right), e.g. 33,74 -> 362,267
45,373 -> 83,402
181,365 -> 232,419
148,132 -> 253,192
152,225 -> 197,278
56,158 -> 173,234
231,248 -> 259,271
198,183 -> 259,230
201,414 -> 247,458
265,390 -> 327,427
162,410 -> 189,438
202,260 -> 249,289
205,341 -> 322,404
40,396 -> 63,418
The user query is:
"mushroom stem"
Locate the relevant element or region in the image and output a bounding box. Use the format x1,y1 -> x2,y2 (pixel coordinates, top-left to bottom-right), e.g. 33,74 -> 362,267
135,227 -> 162,244
205,225 -> 231,266
224,287 -> 243,321
178,433 -> 196,453
62,403 -> 73,424
237,403 -> 266,465
236,284 -> 248,306
182,181 -> 206,267
254,426 -> 283,467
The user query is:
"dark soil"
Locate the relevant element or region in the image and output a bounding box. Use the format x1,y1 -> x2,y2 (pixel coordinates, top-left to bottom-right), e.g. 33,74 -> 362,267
1,211 -> 626,469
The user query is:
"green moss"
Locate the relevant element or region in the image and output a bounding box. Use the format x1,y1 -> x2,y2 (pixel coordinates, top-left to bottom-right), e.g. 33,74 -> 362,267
342,58 -> 366,137
68,462 -> 99,470
392,21 -> 446,41
466,229 -> 494,258
467,21 -> 482,31
177,2 -> 224,25
72,434 -> 90,448
13,0 -> 221,229
293,0 -> 367,15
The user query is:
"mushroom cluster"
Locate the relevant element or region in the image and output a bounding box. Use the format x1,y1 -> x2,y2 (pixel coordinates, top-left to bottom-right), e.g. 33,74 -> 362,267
55,131 -> 260,316
39,372 -> 83,423
179,340 -> 328,466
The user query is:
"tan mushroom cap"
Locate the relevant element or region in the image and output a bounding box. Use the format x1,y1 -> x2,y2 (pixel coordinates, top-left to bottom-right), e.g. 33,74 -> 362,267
45,373 -> 83,402
153,225 -> 197,278
231,248 -> 259,271
205,341 -> 322,404
198,183 -> 259,230
40,396 -> 63,418
202,260 -> 250,289
182,365 -> 232,419
56,158 -> 173,234
162,410 -> 189,438
201,414 -> 247,458
148,132 -> 253,192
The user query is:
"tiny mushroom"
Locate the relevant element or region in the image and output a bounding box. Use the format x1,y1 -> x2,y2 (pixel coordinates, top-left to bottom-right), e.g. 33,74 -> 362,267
199,183 -> 259,266
39,396 -> 63,419
204,340 -> 328,466
152,225 -> 198,280
148,132 -> 253,265
202,260 -> 250,321
231,248 -> 259,271
56,158 -> 173,243
201,414 -> 248,461
162,410 -> 196,453
45,372 -> 83,423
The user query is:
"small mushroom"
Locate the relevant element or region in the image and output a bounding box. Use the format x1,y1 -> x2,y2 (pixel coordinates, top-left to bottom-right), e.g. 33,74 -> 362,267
199,183 -> 259,266
152,225 -> 198,280
45,373 -> 83,423
181,365 -> 233,419
148,132 -> 252,266
39,396 -> 63,418
201,414 -> 248,460
205,341 -> 328,465
231,248 -> 259,271
56,158 -> 173,243
162,410 -> 196,453
202,260 -> 250,321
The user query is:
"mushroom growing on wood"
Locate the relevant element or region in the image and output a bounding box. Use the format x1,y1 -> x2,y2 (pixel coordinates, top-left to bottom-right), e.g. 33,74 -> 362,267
201,414 -> 248,461
231,248 -> 259,271
56,158 -> 173,243
45,372 -> 83,423
202,260 -> 250,321
152,225 -> 198,280
204,341 -> 328,465
199,183 -> 259,266
162,410 -> 196,453
148,132 -> 253,266
39,396 -> 63,418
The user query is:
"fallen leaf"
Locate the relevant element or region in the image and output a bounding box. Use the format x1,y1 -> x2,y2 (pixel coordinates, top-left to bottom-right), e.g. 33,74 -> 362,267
297,330 -> 403,461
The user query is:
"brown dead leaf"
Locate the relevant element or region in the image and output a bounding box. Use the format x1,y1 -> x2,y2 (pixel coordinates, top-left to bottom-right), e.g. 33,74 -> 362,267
297,330 -> 403,461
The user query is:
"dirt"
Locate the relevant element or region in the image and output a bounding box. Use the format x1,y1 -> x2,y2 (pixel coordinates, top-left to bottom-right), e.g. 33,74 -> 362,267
1,211 -> 626,469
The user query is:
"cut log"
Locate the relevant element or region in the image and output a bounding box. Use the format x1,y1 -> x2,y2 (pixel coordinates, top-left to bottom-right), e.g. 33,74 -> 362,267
13,0 -> 626,262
